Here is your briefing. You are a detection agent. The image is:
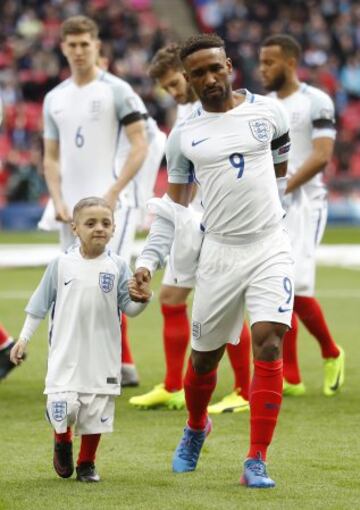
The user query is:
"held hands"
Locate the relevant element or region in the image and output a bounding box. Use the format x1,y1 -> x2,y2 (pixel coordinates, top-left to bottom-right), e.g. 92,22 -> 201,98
128,268 -> 152,303
10,339 -> 27,366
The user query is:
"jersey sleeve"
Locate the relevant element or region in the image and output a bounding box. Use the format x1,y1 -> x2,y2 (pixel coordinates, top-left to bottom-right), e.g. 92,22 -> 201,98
43,93 -> 59,140
310,90 -> 336,140
166,127 -> 195,184
112,80 -> 144,125
116,260 -> 133,311
269,99 -> 291,164
25,258 -> 59,318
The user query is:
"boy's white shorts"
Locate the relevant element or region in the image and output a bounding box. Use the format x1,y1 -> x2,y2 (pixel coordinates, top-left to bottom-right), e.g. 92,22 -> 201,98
46,392 -> 115,435
191,227 -> 294,352
286,195 -> 327,296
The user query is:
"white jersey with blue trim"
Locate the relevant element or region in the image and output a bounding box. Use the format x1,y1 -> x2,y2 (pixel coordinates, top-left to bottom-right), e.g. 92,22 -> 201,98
43,70 -> 149,211
269,83 -> 336,200
25,247 -> 133,395
166,90 -> 289,240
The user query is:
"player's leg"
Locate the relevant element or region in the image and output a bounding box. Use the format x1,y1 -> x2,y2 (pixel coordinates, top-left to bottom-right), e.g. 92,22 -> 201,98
240,227 -> 293,488
208,323 -> 251,414
0,323 -> 18,380
172,236 -> 245,473
240,321 -> 286,488
294,199 -> 344,395
282,313 -> 306,396
111,207 -> 140,387
172,346 -> 224,473
129,274 -> 191,409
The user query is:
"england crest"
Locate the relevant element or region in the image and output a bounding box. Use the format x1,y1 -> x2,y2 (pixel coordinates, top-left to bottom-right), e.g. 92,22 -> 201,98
51,401 -> 67,422
99,272 -> 115,293
249,119 -> 271,142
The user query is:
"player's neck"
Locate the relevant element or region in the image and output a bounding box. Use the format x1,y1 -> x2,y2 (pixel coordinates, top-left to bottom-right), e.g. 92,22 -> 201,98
72,66 -> 98,87
276,78 -> 300,99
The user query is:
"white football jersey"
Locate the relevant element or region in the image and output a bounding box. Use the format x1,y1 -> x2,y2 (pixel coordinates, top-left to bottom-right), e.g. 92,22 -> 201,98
25,247 -> 134,395
166,90 -> 289,239
43,69 -> 155,211
269,83 -> 336,200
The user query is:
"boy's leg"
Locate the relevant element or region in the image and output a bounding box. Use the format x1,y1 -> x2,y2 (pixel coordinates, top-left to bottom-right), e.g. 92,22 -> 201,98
76,434 -> 101,482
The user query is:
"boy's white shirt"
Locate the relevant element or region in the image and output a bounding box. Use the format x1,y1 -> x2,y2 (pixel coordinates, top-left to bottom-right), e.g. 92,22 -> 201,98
23,246 -> 148,395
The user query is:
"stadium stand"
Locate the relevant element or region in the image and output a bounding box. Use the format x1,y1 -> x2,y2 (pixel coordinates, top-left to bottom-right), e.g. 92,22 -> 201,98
0,0 -> 359,226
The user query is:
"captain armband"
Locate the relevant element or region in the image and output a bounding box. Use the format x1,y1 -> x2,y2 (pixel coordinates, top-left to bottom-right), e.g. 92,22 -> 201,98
271,131 -> 291,165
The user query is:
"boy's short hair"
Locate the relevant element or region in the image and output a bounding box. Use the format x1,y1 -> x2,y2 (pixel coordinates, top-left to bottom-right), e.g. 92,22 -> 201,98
180,33 -> 225,62
148,44 -> 183,80
60,15 -> 99,40
261,34 -> 301,61
73,197 -> 113,222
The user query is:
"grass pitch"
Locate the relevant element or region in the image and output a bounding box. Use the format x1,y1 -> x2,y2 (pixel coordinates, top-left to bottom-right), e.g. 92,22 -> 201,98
0,227 -> 359,509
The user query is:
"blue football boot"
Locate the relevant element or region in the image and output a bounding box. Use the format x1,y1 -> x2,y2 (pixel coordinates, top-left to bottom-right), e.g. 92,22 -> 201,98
240,454 -> 275,488
172,418 -> 212,473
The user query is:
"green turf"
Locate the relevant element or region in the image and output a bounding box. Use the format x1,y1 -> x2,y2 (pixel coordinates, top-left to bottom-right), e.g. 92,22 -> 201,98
0,225 -> 360,244
0,265 -> 358,510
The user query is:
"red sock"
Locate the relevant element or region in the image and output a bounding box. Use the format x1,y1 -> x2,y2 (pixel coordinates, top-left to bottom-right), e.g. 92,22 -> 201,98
54,427 -> 72,444
121,314 -> 134,364
226,323 -> 251,400
294,296 -> 340,359
162,304 -> 190,391
283,313 -> 302,384
247,359 -> 283,461
0,324 -> 11,348
77,434 -> 101,465
184,358 -> 217,430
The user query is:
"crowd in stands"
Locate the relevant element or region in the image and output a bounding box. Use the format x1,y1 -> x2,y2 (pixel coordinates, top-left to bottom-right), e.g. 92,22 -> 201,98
0,0 -> 359,207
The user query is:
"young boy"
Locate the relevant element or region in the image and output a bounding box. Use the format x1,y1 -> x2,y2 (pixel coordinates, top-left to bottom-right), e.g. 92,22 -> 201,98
10,197 -> 152,483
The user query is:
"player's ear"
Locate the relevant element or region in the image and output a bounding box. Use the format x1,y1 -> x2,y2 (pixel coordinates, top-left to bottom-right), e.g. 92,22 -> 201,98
60,41 -> 67,58
183,71 -> 189,83
226,57 -> 233,74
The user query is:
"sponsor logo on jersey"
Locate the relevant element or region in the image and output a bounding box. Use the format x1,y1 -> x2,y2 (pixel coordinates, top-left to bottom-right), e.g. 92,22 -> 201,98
249,119 -> 271,142
192,137 -> 210,147
99,272 -> 115,293
192,321 -> 201,339
278,305 -> 292,313
51,401 -> 67,422
100,416 -> 110,423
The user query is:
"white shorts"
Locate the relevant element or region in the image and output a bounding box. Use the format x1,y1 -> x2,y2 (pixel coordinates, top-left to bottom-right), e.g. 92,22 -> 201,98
162,261 -> 196,289
59,206 -> 138,265
46,392 -> 115,435
286,195 -> 327,296
191,227 -> 294,352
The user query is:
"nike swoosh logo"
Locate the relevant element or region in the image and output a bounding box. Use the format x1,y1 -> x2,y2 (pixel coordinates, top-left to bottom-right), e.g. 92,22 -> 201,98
278,306 -> 292,313
192,137 -> 210,147
64,279 -> 74,286
100,417 -> 109,423
330,372 -> 341,392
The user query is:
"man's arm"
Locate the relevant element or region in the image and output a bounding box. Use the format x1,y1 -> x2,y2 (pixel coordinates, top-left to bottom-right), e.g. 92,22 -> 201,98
286,137 -> 334,193
103,119 -> 149,210
43,139 -> 71,222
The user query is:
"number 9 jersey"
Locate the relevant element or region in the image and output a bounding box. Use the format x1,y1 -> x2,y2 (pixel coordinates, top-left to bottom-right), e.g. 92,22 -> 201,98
166,89 -> 290,241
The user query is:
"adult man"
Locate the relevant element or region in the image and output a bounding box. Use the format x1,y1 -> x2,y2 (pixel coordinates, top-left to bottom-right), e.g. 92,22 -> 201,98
259,34 -> 344,397
129,43 -> 251,414
43,16 -> 165,386
133,34 -> 294,488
